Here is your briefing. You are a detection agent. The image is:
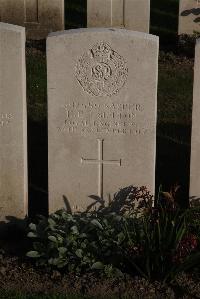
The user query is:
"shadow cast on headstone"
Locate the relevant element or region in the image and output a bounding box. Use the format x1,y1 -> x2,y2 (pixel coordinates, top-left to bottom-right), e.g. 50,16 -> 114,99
27,119 -> 192,215
70,186 -> 152,214
0,216 -> 29,256
63,195 -> 72,214
189,196 -> 200,207
181,8 -> 200,24
156,122 -> 191,208
28,119 -> 48,217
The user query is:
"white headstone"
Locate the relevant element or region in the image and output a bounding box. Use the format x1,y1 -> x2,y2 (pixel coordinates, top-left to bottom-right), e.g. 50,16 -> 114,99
0,0 -> 65,40
87,0 -> 150,33
47,28 -> 158,213
190,39 -> 200,202
178,0 -> 200,35
0,23 -> 27,220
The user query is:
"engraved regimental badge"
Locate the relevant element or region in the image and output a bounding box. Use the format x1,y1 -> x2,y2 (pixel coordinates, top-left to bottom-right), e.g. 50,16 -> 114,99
75,42 -> 128,97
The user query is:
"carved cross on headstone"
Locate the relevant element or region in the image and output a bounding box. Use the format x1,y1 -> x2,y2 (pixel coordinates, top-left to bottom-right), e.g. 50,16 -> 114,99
81,139 -> 122,198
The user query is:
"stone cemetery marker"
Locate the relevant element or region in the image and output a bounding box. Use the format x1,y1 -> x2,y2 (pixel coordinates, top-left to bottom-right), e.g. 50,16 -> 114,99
87,0 -> 150,33
0,0 -> 64,39
190,39 -> 200,201
179,0 -> 200,35
0,23 -> 27,220
47,28 -> 158,213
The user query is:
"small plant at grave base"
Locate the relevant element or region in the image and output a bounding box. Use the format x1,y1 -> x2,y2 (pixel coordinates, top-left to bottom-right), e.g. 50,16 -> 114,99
26,185 -> 200,282
26,186 -> 152,276
29,210 -> 133,275
123,205 -> 200,282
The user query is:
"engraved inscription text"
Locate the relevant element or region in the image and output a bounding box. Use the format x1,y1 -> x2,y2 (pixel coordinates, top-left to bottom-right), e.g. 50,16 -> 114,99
58,101 -> 149,136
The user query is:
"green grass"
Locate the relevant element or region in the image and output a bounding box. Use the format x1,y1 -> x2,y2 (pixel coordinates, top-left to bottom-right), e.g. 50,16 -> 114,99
158,56 -> 193,126
26,51 -> 47,122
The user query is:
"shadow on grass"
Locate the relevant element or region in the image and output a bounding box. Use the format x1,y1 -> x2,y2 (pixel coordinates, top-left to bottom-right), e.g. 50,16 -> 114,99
28,119 -> 48,218
0,216 -> 29,256
65,0 -> 87,29
156,122 -> 191,208
150,0 -> 179,52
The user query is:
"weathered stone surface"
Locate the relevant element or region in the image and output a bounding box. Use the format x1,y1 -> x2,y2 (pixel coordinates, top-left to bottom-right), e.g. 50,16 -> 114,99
0,23 -> 27,220
190,39 -> 200,202
47,28 -> 158,213
178,0 -> 200,35
0,0 -> 64,40
87,0 -> 150,33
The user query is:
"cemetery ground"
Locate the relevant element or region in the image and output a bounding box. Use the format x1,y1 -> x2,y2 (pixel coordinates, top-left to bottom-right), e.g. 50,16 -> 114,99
0,40 -> 197,299
0,0 -> 200,298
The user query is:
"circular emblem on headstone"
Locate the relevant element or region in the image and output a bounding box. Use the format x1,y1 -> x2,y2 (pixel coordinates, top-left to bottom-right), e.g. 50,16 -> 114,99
75,42 -> 128,97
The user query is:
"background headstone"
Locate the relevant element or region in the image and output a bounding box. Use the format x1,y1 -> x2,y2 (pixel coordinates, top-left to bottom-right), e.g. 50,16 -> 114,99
47,28 -> 158,213
178,0 -> 200,35
0,23 -> 27,220
190,39 -> 200,202
87,0 -> 150,33
0,0 -> 64,40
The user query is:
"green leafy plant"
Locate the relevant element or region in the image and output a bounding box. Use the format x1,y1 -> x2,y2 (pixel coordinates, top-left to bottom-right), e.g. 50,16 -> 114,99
26,186 -> 152,275
27,186 -> 200,282
27,210 -> 129,275
123,206 -> 200,282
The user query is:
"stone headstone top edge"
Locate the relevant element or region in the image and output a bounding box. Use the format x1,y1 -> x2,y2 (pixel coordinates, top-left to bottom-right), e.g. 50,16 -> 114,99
196,37 -> 200,46
0,22 -> 25,33
47,28 -> 159,43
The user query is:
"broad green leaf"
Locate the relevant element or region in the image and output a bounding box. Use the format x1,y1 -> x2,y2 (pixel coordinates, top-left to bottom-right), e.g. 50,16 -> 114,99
27,232 -> 37,238
52,214 -> 60,220
29,223 -> 37,231
58,247 -> 67,255
48,257 -> 59,266
91,261 -> 104,270
91,219 -> 103,230
117,232 -> 125,244
71,225 -> 79,234
75,249 -> 83,258
26,251 -> 41,258
48,218 -> 56,227
57,235 -> 64,243
48,235 -> 57,242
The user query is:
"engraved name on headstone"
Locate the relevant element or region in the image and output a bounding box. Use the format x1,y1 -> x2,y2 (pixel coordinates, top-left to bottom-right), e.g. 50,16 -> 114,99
47,28 -> 158,213
87,0 -> 150,33
0,0 -> 64,39
0,23 -> 27,220
179,0 -> 200,35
